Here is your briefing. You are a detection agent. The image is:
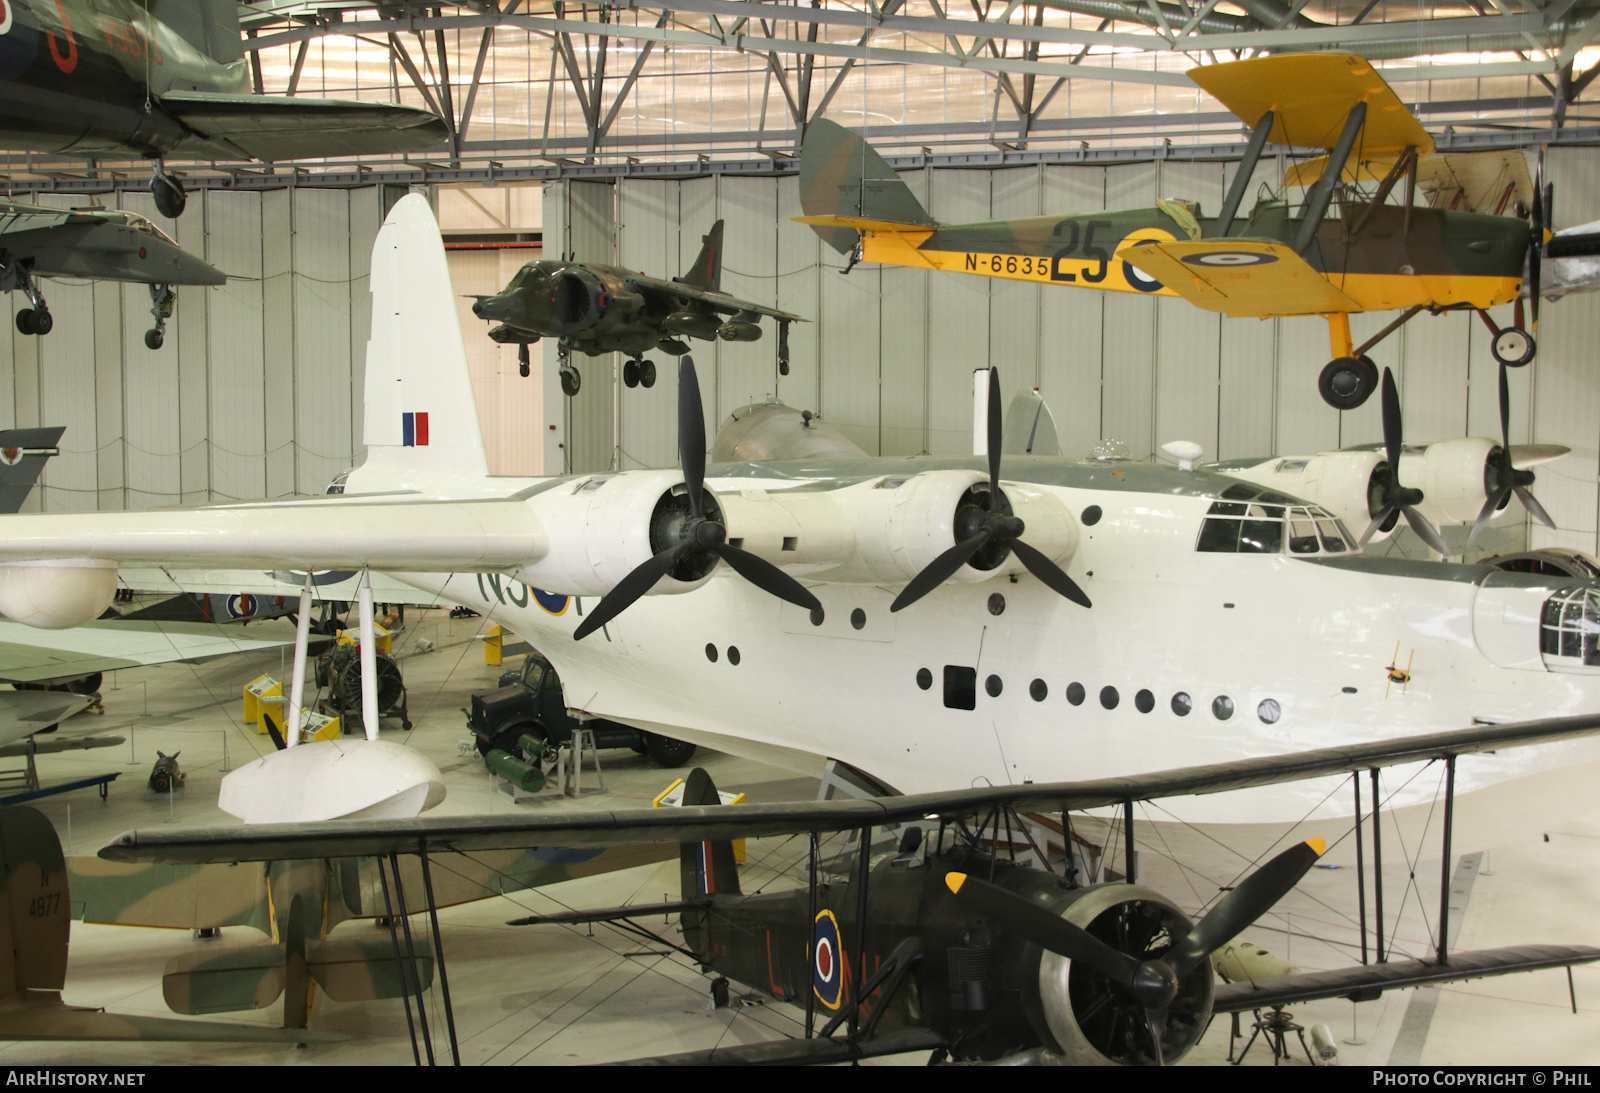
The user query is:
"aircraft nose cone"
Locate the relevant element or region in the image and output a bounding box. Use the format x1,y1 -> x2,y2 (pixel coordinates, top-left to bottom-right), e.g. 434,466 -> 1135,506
474,294 -> 516,322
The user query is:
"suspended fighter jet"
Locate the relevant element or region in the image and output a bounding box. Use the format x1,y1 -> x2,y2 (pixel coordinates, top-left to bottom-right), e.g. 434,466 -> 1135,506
469,220 -> 806,397
0,0 -> 446,219
2,198 -> 223,347
797,53 -> 1600,411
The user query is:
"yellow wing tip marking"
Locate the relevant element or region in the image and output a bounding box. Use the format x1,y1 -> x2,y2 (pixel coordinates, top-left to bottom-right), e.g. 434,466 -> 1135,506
1307,837 -> 1327,856
944,872 -> 968,894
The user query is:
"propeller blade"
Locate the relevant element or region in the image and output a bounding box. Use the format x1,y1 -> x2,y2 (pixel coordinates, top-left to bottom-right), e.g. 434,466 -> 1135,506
573,544 -> 687,641
1380,367 -> 1403,473
1011,538 -> 1092,609
263,716 -> 288,751
1467,489 -> 1509,546
1144,1008 -> 1167,1067
1402,505 -> 1452,557
943,871 -> 1141,985
1163,839 -> 1325,978
711,543 -> 821,612
679,357 -> 707,519
890,532 -> 991,613
1499,362 -> 1512,453
1360,506 -> 1396,546
1515,485 -> 1558,530
986,368 -> 1003,510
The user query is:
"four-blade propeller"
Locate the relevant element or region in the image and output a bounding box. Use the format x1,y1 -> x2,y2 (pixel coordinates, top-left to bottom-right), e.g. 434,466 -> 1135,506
1360,368 -> 1451,557
1469,362 -> 1557,545
944,837 -> 1325,1066
572,358 -> 821,641
890,368 -> 1091,613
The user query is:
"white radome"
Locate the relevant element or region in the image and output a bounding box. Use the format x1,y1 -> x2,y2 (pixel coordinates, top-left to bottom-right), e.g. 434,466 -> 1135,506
219,739 -> 446,825
0,559 -> 118,630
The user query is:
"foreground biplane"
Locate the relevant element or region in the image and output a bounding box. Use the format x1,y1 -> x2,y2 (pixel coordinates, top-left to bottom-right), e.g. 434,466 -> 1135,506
798,53 -> 1600,411
101,715 -> 1600,1065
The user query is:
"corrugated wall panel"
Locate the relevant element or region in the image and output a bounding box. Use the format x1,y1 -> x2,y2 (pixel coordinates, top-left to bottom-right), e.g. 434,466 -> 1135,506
1216,154 -> 1287,461
988,167 -> 1042,392
1398,310 -> 1473,443
878,168 -> 931,456
35,278 -> 98,512
177,190 -> 212,505
926,169 -> 992,454
774,173 -> 823,419
346,186 -> 382,471
261,189 -> 297,497
1274,316 -> 1341,457
92,273 -> 125,511
678,179 -> 720,447
617,178 -> 678,471
1039,166 -> 1106,458
1152,161 -> 1225,463
716,177 -> 783,419
206,192 -> 267,503
119,192 -> 181,507
819,261 -> 882,453
1100,165 -> 1159,460
563,180 -> 619,474
291,189 -> 354,495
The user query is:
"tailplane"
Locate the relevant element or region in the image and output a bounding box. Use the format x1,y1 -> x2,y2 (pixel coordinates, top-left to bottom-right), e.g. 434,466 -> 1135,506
677,221 -> 725,293
359,194 -> 490,484
798,120 -> 936,254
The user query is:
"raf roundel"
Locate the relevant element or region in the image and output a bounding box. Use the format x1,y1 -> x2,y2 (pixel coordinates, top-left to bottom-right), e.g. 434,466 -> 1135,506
0,0 -> 11,35
813,908 -> 845,1010
1181,250 -> 1280,267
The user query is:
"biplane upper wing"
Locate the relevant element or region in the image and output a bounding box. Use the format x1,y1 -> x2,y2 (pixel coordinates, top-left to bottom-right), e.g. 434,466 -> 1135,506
1120,239 -> 1360,317
99,711 -> 1600,864
1188,53 -> 1434,156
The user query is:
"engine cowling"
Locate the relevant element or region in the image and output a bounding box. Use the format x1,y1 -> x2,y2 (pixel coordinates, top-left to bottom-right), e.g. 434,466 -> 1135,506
0,559 -> 119,630
516,470 -> 717,598
1220,451 -> 1384,539
1400,437 -> 1499,527
1031,884 -> 1214,1065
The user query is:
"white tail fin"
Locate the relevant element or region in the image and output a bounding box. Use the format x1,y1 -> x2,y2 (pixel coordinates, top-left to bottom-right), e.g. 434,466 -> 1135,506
361,194 -> 490,482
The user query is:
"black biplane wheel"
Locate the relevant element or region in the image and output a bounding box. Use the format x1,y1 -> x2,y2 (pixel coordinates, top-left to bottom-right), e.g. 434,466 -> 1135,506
1318,355 -> 1378,410
144,328 -> 164,351
15,309 -> 35,336
560,368 -> 581,397
623,359 -> 640,388
1491,326 -> 1536,368
639,359 -> 657,388
152,173 -> 186,220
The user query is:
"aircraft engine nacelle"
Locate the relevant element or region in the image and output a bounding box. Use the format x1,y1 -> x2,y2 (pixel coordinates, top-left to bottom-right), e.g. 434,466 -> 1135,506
663,310 -> 721,340
1220,451 -> 1384,539
0,559 -> 119,630
716,320 -> 762,342
1399,437 -> 1499,527
1030,883 -> 1214,1065
514,470 -> 716,598
820,471 -> 1079,586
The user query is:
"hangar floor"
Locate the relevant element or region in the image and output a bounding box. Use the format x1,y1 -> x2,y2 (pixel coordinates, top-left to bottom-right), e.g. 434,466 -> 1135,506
1,608 -> 1596,1067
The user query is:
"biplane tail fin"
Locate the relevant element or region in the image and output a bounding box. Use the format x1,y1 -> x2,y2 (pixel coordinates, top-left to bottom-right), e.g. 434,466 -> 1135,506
798,119 -> 936,254
0,806 -> 71,997
676,767 -> 740,955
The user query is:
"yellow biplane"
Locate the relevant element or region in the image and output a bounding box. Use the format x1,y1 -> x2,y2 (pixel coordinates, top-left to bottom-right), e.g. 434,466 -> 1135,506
798,53 -> 1600,410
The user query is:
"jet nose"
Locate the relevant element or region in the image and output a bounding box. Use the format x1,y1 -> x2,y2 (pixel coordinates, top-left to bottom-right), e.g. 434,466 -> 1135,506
473,294 -> 513,321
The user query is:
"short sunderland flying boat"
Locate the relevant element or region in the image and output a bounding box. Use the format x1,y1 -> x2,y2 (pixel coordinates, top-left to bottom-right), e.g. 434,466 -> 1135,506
0,195 -> 1594,825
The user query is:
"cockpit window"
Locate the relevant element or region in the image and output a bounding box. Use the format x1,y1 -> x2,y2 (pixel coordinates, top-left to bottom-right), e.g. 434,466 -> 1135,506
1540,588 -> 1600,670
1197,500 -> 1356,556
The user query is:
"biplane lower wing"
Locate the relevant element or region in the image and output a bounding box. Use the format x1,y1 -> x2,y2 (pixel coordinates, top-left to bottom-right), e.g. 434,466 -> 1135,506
1121,239 -> 1360,318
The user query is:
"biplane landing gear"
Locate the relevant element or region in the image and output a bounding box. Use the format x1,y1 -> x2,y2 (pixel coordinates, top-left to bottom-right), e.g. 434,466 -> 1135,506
1491,327 -> 1536,367
622,359 -> 657,388
144,283 -> 174,350
1318,355 -> 1379,411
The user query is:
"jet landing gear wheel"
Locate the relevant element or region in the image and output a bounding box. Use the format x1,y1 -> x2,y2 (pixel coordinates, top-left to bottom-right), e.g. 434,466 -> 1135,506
1491,326 -> 1536,367
639,359 -> 656,388
560,368 -> 581,397
151,169 -> 186,220
623,359 -> 640,388
1318,355 -> 1379,410
517,343 -> 531,378
15,307 -> 51,336
145,283 -> 174,351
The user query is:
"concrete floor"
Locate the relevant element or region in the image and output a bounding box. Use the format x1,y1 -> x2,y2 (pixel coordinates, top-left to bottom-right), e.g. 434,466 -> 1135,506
4,607 -> 1598,1067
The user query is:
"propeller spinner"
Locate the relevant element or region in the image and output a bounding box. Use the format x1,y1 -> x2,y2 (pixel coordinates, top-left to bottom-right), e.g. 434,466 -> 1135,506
573,358 -> 821,640
890,368 -> 1091,613
1360,368 -> 1451,557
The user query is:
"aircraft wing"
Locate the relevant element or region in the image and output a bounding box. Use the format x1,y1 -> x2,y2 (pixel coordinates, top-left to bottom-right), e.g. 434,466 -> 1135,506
1213,944 -> 1600,1012
0,203 -> 224,286
0,691 -> 94,748
1121,239 -> 1360,317
628,274 -> 808,322
0,619 -> 294,685
0,999 -> 342,1043
158,93 -> 448,162
118,566 -> 459,607
1188,53 -> 1434,156
100,711 -> 1600,864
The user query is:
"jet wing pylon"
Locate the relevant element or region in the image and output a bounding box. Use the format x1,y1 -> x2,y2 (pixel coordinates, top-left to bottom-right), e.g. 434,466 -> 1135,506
158,92 -> 449,162
1123,239 -> 1360,317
